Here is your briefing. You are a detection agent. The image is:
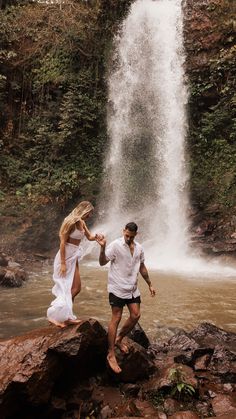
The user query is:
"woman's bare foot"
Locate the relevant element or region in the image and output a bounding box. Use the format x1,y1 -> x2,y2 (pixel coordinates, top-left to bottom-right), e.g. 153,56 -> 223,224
115,338 -> 129,354
107,354 -> 122,374
48,318 -> 66,328
64,318 -> 81,325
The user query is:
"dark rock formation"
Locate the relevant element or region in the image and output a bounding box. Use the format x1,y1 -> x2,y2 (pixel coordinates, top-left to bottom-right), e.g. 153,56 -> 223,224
0,265 -> 28,287
115,338 -> 155,383
0,253 -> 8,267
0,321 -> 235,418
0,252 -> 28,287
0,319 -> 155,419
0,319 -> 107,418
128,322 -> 151,349
189,322 -> 236,352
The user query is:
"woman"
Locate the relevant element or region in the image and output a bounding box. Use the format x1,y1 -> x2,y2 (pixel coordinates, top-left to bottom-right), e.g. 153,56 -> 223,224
47,201 -> 102,327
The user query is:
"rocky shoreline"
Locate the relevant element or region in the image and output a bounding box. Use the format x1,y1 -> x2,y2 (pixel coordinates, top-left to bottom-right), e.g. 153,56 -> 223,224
0,320 -> 235,419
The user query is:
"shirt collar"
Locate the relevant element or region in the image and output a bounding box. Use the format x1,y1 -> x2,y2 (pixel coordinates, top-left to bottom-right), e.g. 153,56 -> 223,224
121,236 -> 137,246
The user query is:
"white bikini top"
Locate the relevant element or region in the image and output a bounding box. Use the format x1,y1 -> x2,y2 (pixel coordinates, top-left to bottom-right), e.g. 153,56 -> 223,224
69,228 -> 85,240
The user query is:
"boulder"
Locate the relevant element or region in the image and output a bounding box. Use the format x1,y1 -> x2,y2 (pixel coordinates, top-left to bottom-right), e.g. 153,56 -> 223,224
128,322 -> 151,349
115,399 -> 163,418
113,338 -> 155,382
0,319 -> 107,418
167,331 -> 199,352
168,412 -> 200,419
194,353 -> 211,371
208,345 -> 236,382
211,394 -> 236,416
0,266 -> 28,287
120,383 -> 141,397
0,253 -> 8,267
189,323 -> 236,353
206,414 -> 236,419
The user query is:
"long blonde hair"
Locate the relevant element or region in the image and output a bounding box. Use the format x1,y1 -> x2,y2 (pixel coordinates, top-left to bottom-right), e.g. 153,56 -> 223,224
59,201 -> 94,237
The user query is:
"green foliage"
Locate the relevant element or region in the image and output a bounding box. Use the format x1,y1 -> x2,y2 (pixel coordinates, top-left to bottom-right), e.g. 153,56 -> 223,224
148,367 -> 196,412
169,368 -> 196,400
0,0 -> 130,206
189,100 -> 236,208
188,5 -> 236,213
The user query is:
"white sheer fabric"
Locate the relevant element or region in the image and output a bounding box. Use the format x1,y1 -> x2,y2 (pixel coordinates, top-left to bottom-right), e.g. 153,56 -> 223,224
47,243 -> 83,323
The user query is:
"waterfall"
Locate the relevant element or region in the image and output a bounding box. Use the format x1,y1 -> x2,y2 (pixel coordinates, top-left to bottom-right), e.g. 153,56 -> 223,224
96,0 -> 235,276
99,0 -> 188,266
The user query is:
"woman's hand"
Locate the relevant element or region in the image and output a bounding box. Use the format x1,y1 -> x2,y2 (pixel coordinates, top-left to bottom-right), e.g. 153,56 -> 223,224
95,233 -> 104,241
95,234 -> 106,247
60,263 -> 67,276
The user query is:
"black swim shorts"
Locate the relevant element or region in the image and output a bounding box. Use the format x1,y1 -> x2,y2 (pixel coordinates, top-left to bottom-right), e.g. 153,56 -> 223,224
109,292 -> 141,308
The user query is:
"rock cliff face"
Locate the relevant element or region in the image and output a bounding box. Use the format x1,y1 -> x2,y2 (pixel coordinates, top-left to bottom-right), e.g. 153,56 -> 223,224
183,0 -> 236,248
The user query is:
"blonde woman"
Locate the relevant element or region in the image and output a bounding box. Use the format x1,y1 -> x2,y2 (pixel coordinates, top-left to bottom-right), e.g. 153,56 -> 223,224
47,201 -> 103,327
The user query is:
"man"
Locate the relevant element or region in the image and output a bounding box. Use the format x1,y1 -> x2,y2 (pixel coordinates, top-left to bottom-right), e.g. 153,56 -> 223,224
97,222 -> 156,374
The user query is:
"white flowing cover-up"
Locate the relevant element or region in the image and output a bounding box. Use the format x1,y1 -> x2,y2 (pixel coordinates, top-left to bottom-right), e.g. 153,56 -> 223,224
47,243 -> 83,323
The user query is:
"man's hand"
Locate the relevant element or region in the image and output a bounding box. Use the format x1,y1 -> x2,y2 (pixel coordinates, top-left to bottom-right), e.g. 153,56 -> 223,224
60,263 -> 66,276
149,285 -> 156,297
96,235 -> 106,247
97,235 -> 109,265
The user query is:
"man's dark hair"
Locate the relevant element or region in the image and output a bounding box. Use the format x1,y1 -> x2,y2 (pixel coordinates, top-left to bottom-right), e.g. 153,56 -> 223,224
125,222 -> 138,232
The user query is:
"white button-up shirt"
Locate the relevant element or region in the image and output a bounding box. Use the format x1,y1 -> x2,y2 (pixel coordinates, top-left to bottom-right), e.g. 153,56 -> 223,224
105,237 -> 145,299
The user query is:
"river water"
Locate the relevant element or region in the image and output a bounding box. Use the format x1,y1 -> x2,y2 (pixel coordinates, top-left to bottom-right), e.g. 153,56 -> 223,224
0,258 -> 235,341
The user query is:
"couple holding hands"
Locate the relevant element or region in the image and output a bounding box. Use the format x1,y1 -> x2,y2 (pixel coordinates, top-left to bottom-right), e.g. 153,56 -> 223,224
47,201 -> 156,374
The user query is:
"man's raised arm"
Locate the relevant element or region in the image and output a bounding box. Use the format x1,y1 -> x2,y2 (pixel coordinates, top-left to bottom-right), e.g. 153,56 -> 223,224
96,237 -> 109,266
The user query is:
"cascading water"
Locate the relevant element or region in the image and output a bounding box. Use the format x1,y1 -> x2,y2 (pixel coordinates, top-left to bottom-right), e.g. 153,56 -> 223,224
99,0 -> 189,264
95,0 -> 235,276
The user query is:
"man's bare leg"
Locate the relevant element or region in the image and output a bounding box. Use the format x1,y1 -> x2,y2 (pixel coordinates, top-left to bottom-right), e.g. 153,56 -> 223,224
107,306 -> 123,373
115,303 -> 140,353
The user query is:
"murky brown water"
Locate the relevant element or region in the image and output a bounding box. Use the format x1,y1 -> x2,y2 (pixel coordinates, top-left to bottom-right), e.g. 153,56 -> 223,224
0,259 -> 235,341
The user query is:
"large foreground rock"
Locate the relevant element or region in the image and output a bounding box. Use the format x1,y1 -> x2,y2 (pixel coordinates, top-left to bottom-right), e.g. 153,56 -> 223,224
0,319 -> 107,418
0,319 -> 155,418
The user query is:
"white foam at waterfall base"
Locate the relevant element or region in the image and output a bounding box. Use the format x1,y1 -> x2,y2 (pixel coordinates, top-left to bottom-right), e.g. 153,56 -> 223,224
89,0 -> 236,280
143,238 -> 236,278
83,221 -> 236,279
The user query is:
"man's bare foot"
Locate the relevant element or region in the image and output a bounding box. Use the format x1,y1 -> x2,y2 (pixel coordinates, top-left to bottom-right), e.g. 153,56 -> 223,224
115,338 -> 129,354
48,318 -> 66,328
107,354 -> 122,374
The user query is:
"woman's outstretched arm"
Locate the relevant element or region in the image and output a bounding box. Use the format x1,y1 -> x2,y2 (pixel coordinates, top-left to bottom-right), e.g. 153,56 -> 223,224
83,221 -> 104,242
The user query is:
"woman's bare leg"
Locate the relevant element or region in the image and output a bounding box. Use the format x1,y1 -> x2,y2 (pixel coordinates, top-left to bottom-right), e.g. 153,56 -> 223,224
71,261 -> 81,302
65,261 -> 82,324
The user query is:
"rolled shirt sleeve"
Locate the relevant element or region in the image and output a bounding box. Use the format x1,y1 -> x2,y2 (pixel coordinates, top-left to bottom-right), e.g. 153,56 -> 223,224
105,242 -> 116,261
